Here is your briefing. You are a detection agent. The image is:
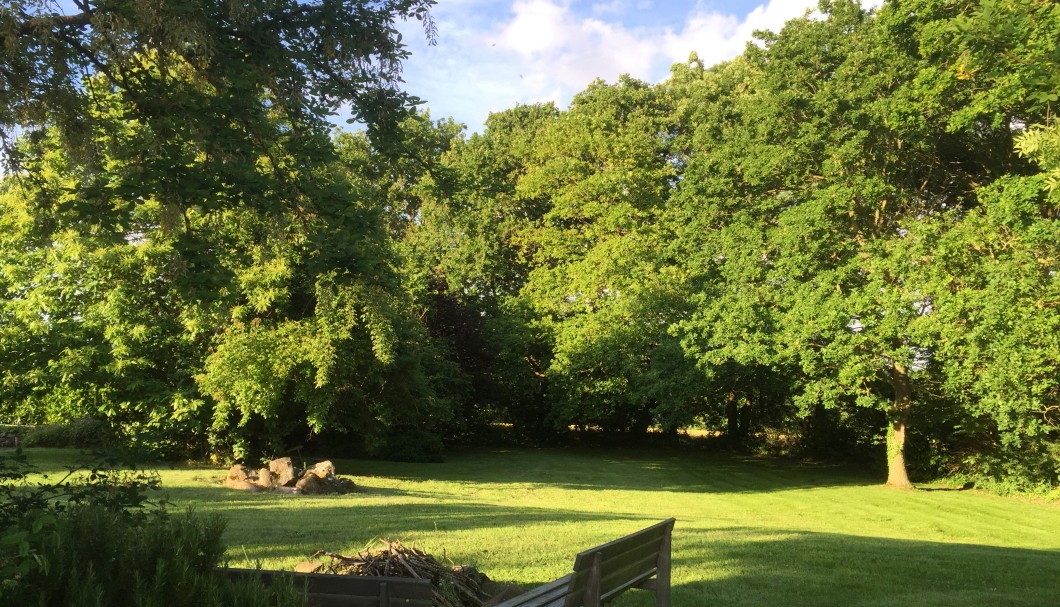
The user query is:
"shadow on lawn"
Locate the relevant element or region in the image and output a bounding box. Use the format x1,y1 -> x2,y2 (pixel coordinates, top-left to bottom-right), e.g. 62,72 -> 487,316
659,528 -> 1060,607
201,499 -> 646,562
165,485 -> 644,531
163,484 -> 629,527
333,448 -> 877,494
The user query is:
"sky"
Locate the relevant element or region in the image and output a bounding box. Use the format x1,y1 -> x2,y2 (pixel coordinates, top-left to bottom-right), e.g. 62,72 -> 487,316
394,0 -> 883,132
39,0 -> 881,134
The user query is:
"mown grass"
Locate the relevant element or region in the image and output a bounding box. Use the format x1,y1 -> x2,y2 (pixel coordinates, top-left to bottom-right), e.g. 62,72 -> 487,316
11,447 -> 1060,606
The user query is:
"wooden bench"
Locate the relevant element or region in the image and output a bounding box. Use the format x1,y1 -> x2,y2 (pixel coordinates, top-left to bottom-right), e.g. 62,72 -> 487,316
219,567 -> 433,607
493,518 -> 675,607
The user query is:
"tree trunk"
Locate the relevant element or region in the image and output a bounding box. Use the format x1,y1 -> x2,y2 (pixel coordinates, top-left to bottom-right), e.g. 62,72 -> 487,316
886,363 -> 915,489
739,395 -> 752,437
725,393 -> 745,445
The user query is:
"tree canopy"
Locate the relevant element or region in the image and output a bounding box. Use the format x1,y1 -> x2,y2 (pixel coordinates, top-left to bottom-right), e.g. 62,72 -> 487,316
1,0 -> 1057,492
1,1 -> 435,154
0,0 -> 441,459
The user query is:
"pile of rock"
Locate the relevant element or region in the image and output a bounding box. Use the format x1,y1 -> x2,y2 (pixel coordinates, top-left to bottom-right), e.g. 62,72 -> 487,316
224,457 -> 356,495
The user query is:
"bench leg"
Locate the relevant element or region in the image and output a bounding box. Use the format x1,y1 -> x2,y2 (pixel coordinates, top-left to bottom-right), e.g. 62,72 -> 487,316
655,527 -> 672,607
583,551 -> 602,607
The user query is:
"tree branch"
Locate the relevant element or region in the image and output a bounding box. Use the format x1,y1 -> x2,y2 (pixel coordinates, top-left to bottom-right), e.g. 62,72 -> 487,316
17,11 -> 93,36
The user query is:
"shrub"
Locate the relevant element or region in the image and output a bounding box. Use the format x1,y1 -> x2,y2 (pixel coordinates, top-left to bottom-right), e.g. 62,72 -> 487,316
0,450 -> 305,606
379,426 -> 446,463
4,506 -> 305,607
21,417 -> 114,449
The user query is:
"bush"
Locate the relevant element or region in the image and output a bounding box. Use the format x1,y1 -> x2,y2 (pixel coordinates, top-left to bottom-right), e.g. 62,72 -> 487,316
379,426 -> 446,463
4,506 -> 305,607
21,417 -> 114,449
0,450 -> 305,606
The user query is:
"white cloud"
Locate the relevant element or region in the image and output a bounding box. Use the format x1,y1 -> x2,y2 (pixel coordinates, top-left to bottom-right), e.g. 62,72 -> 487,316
490,2 -> 658,93
591,1 -> 630,16
393,0 -> 885,132
663,0 -> 818,67
483,0 -> 818,114
496,0 -> 571,57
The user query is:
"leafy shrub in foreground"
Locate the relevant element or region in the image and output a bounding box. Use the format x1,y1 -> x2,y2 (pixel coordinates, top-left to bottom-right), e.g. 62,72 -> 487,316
0,450 -> 305,606
5,506 -> 305,607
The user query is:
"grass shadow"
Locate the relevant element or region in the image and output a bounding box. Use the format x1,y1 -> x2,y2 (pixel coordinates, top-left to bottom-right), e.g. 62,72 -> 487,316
204,500 -> 644,564
10,446 -> 880,494
334,447 -> 878,494
647,528 -> 1060,607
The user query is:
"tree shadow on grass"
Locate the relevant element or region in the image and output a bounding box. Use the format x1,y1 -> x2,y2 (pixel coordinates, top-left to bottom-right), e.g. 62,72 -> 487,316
18,446 -> 879,494
168,490 -> 630,534
157,472 -> 1059,606
648,528 -> 1060,607
334,448 -> 878,494
199,499 -> 644,564
214,515 -> 1060,606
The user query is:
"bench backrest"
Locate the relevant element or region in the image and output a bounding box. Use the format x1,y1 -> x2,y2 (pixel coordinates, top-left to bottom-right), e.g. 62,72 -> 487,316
219,567 -> 434,607
563,518 -> 675,607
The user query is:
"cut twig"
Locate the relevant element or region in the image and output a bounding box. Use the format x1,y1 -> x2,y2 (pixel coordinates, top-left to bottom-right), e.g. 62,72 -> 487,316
311,539 -> 491,607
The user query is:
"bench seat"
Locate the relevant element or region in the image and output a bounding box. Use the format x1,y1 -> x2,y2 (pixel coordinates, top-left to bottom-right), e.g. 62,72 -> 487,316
493,518 -> 675,607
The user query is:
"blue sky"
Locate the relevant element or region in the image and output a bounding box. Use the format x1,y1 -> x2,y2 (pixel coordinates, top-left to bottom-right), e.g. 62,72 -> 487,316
395,0 -> 882,132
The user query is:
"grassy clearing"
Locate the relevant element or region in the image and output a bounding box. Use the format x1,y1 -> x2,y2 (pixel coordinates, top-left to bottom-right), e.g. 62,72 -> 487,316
11,447 -> 1060,606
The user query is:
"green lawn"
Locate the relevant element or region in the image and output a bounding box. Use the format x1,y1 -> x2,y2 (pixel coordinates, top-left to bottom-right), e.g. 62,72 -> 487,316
12,447 -> 1060,606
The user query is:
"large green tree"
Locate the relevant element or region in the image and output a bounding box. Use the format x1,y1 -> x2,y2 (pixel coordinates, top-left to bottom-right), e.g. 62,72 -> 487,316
508,77 -> 706,434
669,0 -> 1059,488
0,1 -> 443,459
396,104 -> 559,436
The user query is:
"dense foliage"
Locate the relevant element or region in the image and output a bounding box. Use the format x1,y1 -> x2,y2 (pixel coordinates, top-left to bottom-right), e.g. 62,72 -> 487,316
389,0 -> 1060,491
0,0 -> 443,461
0,0 -> 1057,491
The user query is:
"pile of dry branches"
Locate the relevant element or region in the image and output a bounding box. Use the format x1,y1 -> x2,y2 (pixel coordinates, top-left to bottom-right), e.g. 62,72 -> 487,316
313,539 -> 491,607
